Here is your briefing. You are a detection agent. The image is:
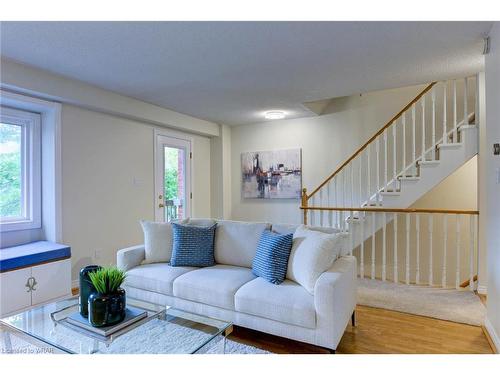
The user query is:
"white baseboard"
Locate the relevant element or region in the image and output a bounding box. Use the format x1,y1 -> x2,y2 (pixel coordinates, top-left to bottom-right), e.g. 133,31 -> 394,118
485,317 -> 500,353
477,285 -> 488,294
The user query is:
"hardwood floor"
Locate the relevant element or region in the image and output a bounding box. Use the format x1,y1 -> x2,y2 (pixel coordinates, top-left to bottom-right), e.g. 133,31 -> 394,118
228,305 -> 494,354
72,287 -> 493,353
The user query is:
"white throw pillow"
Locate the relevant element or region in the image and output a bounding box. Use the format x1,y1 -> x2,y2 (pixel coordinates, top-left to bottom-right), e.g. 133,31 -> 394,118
286,225 -> 342,294
140,220 -> 187,264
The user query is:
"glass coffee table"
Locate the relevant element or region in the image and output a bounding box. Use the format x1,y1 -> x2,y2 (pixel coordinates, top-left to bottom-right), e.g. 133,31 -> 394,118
0,297 -> 233,354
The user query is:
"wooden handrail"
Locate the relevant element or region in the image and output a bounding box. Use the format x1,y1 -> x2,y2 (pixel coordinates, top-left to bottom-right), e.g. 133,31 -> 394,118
306,81 -> 437,200
300,206 -> 479,215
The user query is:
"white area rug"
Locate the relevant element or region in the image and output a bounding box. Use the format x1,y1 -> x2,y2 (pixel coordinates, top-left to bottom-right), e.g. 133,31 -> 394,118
0,322 -> 270,355
358,278 -> 486,326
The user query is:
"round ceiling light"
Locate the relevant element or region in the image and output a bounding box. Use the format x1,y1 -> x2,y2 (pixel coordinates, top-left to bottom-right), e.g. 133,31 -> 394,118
264,111 -> 286,120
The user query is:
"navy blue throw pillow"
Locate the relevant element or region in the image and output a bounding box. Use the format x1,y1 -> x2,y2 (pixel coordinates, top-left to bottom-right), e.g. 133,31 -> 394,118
170,223 -> 217,267
252,229 -> 293,284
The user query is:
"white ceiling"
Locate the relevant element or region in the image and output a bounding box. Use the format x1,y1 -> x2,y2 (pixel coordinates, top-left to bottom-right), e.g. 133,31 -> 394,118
0,21 -> 493,126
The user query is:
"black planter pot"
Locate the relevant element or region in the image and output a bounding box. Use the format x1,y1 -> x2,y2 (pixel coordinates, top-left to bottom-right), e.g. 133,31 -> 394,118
79,265 -> 101,318
88,288 -> 126,327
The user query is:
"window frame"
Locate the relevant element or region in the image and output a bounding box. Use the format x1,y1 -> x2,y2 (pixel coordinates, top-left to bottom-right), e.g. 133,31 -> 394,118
0,106 -> 41,232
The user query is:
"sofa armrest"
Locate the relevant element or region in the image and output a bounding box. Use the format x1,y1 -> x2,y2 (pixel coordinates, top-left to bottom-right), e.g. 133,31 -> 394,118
313,255 -> 357,349
117,245 -> 145,272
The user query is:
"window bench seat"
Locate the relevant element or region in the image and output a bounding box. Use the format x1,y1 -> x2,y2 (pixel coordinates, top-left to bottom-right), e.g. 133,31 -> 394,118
0,241 -> 71,273
0,241 -> 71,317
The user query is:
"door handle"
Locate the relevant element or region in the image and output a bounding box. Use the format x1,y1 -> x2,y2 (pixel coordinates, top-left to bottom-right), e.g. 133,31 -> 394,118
25,277 -> 37,292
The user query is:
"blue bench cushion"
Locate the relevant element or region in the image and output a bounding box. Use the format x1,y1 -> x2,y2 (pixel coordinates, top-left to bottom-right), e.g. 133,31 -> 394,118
0,241 -> 71,272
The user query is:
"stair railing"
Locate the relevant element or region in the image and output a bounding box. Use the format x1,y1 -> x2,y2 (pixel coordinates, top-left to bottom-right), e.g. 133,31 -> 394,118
301,76 -> 478,228
302,206 -> 479,290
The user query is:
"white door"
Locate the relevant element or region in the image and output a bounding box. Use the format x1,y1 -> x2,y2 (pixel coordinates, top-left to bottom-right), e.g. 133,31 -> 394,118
155,134 -> 192,222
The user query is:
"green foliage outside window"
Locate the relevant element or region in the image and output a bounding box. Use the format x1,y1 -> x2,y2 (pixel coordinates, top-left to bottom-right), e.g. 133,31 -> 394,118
164,147 -> 180,200
0,123 -> 22,218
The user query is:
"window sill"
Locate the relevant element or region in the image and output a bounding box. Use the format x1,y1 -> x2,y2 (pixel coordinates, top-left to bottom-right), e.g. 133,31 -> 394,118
0,219 -> 42,233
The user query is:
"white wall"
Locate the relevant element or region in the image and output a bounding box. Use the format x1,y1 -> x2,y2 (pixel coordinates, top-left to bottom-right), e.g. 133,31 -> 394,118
61,105 -> 212,281
484,23 -> 500,351
0,58 -> 219,137
1,60 -> 216,282
230,84 -> 426,223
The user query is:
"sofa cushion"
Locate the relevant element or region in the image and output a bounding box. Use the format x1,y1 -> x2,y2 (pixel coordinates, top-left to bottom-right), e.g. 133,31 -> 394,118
252,229 -> 293,284
173,264 -> 256,309
287,225 -> 342,294
170,222 -> 217,267
214,220 -> 271,268
235,277 -> 316,329
272,223 -> 342,235
186,218 -> 217,226
123,263 -> 197,296
140,219 -> 188,264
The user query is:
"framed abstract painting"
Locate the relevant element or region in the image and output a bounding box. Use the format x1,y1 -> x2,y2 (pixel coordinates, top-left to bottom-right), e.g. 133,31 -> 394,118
241,148 -> 302,199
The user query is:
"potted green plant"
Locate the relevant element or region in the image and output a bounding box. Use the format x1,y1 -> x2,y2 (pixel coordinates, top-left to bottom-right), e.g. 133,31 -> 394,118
87,266 -> 127,327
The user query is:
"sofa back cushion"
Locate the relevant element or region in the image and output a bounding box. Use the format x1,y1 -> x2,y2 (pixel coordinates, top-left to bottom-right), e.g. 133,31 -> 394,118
214,220 -> 271,268
140,220 -> 186,264
272,223 -> 342,235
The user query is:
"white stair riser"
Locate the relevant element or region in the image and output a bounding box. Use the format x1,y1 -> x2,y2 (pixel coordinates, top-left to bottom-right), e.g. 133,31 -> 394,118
342,127 -> 478,253
378,127 -> 477,209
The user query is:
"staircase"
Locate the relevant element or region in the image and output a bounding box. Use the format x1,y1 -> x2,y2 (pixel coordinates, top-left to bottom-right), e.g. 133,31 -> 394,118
301,76 -> 480,290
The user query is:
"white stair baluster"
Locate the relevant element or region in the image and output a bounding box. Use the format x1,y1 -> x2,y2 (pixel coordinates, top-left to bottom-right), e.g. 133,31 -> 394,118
463,77 -> 468,125
428,214 -> 434,286
402,113 -> 406,177
469,215 -> 475,291
319,190 -> 324,227
310,196 -> 316,226
393,213 -> 398,283
327,182 -> 333,227
376,138 -> 380,205
416,214 -> 420,284
453,80 -> 458,142
334,177 -> 339,229
342,169 -> 346,208
431,87 -> 436,160
350,163 -> 354,207
371,212 -> 376,279
443,82 -> 447,145
349,210 -> 354,256
367,144 -> 371,204
384,130 -> 388,192
442,214 -> 448,288
456,214 -> 461,289
412,104 -> 417,176
421,97 -> 426,161
360,211 -> 365,279
392,124 -> 397,191
359,155 -> 362,207
342,170 -> 346,232
405,213 -> 410,285
382,212 -> 387,281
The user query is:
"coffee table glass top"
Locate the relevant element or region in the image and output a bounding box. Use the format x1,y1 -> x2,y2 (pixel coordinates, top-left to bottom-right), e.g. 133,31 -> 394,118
1,297 -> 232,354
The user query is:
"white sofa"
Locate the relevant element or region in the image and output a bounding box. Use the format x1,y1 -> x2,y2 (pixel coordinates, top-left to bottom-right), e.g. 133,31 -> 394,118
116,220 -> 357,352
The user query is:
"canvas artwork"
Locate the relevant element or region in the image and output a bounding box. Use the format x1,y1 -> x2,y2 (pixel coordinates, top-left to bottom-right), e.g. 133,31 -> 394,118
241,148 -> 302,199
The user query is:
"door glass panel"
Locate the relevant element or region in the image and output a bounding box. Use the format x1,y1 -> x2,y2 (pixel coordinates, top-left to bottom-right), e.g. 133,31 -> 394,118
164,146 -> 185,222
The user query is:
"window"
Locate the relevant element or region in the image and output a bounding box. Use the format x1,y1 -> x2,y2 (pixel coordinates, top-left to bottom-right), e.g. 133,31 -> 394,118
0,106 -> 41,232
